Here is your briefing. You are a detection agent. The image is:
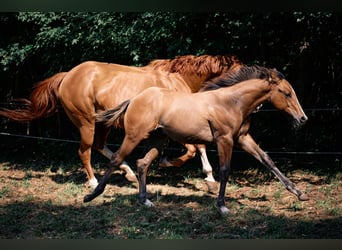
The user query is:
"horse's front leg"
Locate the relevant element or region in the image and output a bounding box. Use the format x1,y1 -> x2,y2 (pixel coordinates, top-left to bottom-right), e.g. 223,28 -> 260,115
236,133 -> 309,201
196,144 -> 217,193
216,136 -> 234,215
159,143 -> 197,167
159,143 -> 217,193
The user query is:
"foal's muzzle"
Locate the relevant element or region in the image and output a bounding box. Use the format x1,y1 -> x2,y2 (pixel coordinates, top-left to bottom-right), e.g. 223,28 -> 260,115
292,115 -> 308,129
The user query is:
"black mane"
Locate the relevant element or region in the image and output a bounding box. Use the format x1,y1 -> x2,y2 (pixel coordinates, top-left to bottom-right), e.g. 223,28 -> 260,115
200,65 -> 284,91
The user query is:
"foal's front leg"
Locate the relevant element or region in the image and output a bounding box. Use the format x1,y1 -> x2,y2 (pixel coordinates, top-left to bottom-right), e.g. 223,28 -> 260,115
216,136 -> 234,215
236,133 -> 308,201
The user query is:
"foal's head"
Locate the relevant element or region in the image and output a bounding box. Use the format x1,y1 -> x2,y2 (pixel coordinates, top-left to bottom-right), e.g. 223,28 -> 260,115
268,69 -> 308,129
201,65 -> 308,129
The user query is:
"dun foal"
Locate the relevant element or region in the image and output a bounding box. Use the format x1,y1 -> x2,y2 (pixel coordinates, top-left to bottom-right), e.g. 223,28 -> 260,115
84,66 -> 308,214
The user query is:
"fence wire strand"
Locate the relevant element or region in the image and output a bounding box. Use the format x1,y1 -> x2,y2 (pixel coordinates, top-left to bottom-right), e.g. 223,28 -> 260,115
1,131 -> 341,156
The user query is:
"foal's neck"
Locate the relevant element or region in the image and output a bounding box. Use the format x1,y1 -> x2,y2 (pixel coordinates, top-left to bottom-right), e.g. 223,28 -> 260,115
224,79 -> 272,117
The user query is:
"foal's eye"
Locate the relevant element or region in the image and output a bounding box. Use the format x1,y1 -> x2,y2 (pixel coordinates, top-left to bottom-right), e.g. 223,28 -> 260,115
279,89 -> 291,98
285,92 -> 292,98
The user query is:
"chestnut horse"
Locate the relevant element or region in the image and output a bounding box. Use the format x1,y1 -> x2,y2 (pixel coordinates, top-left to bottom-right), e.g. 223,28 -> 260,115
84,65 -> 308,214
0,55 -> 242,189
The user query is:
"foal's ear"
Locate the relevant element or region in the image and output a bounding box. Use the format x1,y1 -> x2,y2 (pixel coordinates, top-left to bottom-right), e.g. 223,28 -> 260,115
263,71 -> 274,84
268,68 -> 283,84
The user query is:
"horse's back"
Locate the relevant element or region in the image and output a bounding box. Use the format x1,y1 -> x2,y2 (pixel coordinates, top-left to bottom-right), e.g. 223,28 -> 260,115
57,61 -> 161,112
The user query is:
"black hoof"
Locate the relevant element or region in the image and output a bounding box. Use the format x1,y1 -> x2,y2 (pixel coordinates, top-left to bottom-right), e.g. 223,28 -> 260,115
83,194 -> 95,203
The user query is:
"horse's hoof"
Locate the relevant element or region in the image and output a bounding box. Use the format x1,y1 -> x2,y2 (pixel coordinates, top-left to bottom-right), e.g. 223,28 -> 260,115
218,206 -> 230,215
87,178 -> 99,190
298,193 -> 309,201
125,173 -> 138,183
205,180 -> 218,194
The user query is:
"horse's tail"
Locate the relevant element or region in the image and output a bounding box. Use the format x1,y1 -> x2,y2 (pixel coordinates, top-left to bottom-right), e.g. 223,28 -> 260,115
95,100 -> 131,127
0,72 -> 67,122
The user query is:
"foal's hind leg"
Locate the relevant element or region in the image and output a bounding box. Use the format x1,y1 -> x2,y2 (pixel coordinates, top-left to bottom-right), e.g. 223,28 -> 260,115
137,134 -> 166,207
93,122 -> 138,182
84,134 -> 140,203
236,133 -> 309,201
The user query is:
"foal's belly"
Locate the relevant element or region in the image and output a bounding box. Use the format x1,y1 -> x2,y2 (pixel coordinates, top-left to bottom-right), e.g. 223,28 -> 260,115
161,125 -> 214,145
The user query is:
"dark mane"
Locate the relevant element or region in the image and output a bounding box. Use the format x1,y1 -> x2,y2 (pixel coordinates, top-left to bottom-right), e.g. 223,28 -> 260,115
200,65 -> 285,91
147,54 -> 242,76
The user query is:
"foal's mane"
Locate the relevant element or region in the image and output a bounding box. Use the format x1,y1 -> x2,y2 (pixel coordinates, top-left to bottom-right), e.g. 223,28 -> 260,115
200,65 -> 285,91
147,54 -> 242,76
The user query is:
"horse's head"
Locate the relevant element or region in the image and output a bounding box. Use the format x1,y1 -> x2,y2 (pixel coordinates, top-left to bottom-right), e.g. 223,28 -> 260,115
268,71 -> 308,129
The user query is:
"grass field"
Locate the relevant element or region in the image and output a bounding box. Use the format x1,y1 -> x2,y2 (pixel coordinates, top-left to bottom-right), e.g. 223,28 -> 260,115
0,137 -> 341,239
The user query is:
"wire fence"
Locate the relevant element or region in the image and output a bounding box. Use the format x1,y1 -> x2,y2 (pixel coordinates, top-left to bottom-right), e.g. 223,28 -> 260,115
1,131 -> 341,156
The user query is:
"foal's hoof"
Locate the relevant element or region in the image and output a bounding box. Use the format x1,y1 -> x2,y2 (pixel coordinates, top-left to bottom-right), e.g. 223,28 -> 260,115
205,180 -> 218,194
298,193 -> 309,201
142,199 -> 154,207
218,206 -> 230,216
83,194 -> 94,203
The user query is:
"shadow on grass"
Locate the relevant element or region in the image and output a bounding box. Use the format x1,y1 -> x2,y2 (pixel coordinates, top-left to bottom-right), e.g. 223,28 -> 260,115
0,193 -> 341,239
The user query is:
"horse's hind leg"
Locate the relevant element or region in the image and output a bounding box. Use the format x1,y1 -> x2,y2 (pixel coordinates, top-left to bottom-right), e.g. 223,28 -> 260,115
78,125 -> 98,189
236,133 -> 309,201
93,122 -> 137,182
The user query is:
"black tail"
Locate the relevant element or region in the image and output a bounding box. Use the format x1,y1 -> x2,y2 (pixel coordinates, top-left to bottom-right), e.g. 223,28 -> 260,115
95,100 -> 130,127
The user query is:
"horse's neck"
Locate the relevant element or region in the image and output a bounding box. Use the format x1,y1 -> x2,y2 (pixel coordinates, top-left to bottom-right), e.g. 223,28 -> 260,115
179,72 -> 220,93
181,74 -> 207,93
